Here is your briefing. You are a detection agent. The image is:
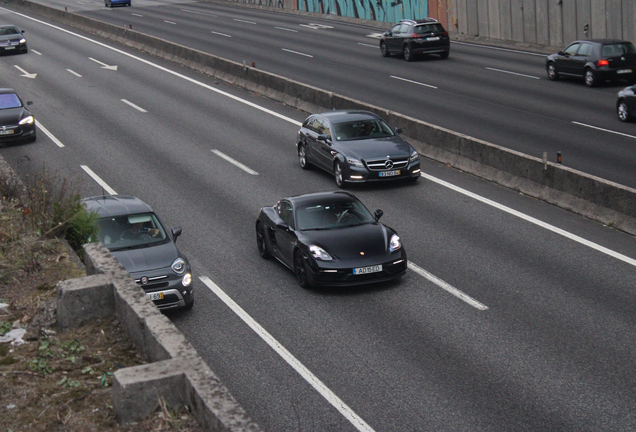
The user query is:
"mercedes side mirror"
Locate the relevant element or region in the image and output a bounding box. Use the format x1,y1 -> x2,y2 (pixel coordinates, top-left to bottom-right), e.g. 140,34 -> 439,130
374,209 -> 384,221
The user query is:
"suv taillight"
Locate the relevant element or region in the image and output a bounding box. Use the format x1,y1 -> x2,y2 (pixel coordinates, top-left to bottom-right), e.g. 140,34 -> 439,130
597,59 -> 609,67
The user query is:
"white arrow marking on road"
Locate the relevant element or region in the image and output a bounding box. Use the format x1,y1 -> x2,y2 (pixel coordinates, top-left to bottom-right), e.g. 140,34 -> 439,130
89,57 -> 118,70
13,65 -> 37,79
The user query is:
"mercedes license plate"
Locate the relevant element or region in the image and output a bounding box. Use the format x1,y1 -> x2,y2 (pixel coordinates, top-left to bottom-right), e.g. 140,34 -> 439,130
146,292 -> 163,301
353,265 -> 382,275
4,46 -> 15,50
379,170 -> 400,177
0,130 -> 14,135
617,69 -> 633,74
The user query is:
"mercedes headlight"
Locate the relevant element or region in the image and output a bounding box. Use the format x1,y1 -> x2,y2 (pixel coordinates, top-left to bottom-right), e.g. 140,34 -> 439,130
390,234 -> 401,252
346,157 -> 364,168
309,245 -> 333,261
409,150 -> 419,162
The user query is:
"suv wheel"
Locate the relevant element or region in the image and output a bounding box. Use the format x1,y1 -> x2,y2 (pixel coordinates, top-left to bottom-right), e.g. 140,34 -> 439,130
380,42 -> 390,57
584,69 -> 597,87
618,100 -> 631,122
547,62 -> 559,80
403,45 -> 414,62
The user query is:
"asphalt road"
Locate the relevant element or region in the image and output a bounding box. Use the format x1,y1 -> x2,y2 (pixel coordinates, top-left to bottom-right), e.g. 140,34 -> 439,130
2,3 -> 636,432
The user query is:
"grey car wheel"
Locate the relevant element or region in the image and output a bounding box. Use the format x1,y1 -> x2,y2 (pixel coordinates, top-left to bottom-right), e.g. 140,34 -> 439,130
334,161 -> 346,188
618,101 -> 631,122
547,62 -> 559,80
380,42 -> 390,57
403,45 -> 413,62
294,250 -> 311,289
584,69 -> 597,87
298,143 -> 311,170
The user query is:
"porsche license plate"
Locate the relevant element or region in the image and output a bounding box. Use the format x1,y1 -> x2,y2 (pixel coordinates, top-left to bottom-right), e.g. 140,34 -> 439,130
617,69 -> 633,74
353,265 -> 382,275
379,170 -> 400,177
146,292 -> 163,301
0,130 -> 14,135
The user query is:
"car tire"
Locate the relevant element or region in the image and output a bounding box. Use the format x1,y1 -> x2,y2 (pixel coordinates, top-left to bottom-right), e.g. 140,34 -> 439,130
584,68 -> 597,87
403,45 -> 414,62
256,222 -> 270,259
298,143 -> 311,170
334,161 -> 346,189
617,100 -> 631,122
547,62 -> 559,81
294,250 -> 311,289
380,42 -> 390,57
439,51 -> 449,59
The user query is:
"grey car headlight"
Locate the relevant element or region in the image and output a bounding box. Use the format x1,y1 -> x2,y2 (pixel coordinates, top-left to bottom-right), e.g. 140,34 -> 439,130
390,234 -> 401,252
346,157 -> 364,168
171,257 -> 186,275
409,150 -> 419,162
309,245 -> 333,261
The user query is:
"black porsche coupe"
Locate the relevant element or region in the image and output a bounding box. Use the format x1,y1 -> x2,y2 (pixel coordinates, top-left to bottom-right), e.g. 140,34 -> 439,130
256,191 -> 408,288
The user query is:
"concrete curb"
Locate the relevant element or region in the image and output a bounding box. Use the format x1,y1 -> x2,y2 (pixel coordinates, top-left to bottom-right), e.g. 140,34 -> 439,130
57,243 -> 262,431
7,0 -> 636,235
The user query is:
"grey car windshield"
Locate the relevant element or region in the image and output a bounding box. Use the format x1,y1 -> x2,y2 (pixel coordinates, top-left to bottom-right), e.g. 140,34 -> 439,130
295,199 -> 375,230
333,119 -> 395,141
0,94 -> 22,110
96,213 -> 168,251
0,26 -> 19,36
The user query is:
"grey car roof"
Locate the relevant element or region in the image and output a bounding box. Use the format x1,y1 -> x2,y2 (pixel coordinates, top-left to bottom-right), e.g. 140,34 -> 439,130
312,110 -> 383,123
82,195 -> 154,218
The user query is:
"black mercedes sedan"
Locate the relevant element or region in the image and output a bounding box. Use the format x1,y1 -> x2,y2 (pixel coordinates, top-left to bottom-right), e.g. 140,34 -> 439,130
0,88 -> 36,143
256,191 -> 408,288
617,84 -> 636,122
546,39 -> 636,87
297,110 -> 421,188
0,25 -> 28,55
83,195 -> 194,311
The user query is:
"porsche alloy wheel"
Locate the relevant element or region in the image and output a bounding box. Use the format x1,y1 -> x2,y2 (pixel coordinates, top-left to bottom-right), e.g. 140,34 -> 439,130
294,251 -> 311,288
256,222 -> 270,259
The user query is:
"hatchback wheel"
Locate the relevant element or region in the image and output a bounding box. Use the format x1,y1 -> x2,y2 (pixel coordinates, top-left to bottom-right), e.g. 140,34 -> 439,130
380,42 -> 390,57
547,62 -> 559,80
618,101 -> 631,122
439,51 -> 449,59
334,161 -> 346,189
584,69 -> 597,87
298,143 -> 311,170
256,222 -> 270,259
294,251 -> 311,288
403,45 -> 413,62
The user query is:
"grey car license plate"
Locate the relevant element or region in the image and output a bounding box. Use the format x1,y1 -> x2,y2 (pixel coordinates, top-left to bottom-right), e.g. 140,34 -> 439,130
4,46 -> 15,50
353,265 -> 382,275
0,130 -> 15,135
146,292 -> 163,301
379,170 -> 400,177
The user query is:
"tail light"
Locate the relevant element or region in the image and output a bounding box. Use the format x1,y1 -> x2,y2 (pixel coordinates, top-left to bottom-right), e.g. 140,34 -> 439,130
597,59 -> 609,67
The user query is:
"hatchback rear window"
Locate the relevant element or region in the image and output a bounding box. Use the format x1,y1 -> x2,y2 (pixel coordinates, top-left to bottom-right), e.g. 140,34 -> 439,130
602,43 -> 636,57
414,24 -> 444,34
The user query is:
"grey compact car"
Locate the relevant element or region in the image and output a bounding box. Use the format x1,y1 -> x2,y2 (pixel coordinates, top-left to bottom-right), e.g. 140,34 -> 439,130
82,195 -> 194,311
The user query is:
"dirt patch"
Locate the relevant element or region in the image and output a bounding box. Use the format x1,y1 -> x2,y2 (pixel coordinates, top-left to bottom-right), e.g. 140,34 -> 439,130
0,201 -> 203,431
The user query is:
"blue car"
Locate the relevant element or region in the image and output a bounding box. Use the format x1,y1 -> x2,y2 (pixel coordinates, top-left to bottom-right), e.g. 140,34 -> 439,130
105,0 -> 131,7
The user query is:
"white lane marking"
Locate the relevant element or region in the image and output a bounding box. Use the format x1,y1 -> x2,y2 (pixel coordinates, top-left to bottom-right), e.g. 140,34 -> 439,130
408,262 -> 488,310
14,65 -> 36,79
234,18 -> 256,24
80,165 -> 117,195
366,33 -> 384,39
211,31 -> 231,38
89,57 -> 117,70
282,48 -> 313,58
572,121 -> 636,140
181,8 -> 217,17
2,9 -> 302,126
132,13 -> 143,17
66,69 -> 82,77
35,120 -> 64,148
421,172 -> 636,268
199,276 -> 376,432
485,67 -> 540,79
390,75 -> 437,89
211,150 -> 259,175
275,26 -> 298,32
121,99 -> 147,112
30,49 -> 42,55
358,43 -> 377,48
452,41 -> 546,56
164,20 -> 177,25
300,23 -> 333,30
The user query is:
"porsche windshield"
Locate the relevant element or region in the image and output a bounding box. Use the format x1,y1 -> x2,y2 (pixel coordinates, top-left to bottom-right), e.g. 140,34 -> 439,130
296,199 -> 375,230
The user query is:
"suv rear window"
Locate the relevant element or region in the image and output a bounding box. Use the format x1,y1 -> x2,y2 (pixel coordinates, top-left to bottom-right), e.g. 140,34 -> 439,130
602,42 -> 636,57
414,24 -> 445,34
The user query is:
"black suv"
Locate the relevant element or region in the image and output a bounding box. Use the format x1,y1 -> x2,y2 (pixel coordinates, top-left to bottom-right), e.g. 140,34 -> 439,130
380,18 -> 450,61
546,39 -> 636,87
82,195 -> 194,311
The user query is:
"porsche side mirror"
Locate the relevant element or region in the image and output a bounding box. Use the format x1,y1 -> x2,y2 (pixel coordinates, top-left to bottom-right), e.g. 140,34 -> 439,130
374,209 -> 384,220
172,226 -> 182,241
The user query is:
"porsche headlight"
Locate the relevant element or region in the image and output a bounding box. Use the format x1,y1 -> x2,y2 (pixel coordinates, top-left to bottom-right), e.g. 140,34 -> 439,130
309,245 -> 333,261
171,257 -> 186,275
346,157 -> 364,168
390,234 -> 401,252
19,116 -> 34,125
409,150 -> 419,162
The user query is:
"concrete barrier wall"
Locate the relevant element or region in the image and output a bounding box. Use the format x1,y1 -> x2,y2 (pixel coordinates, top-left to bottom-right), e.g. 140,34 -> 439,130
7,0 -> 636,235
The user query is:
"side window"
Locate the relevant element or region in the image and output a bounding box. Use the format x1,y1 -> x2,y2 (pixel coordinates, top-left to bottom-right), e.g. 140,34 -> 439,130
399,23 -> 410,34
578,43 -> 592,56
317,119 -> 331,140
390,24 -> 401,34
278,201 -> 294,229
563,43 -> 580,56
306,118 -> 321,133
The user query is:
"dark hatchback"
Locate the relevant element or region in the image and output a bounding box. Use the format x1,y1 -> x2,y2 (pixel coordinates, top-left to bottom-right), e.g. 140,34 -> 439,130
83,195 -> 194,311
0,25 -> 27,55
617,84 -> 636,122
380,18 -> 450,61
0,88 -> 36,143
297,110 -> 421,188
546,39 -> 636,87
256,191 -> 408,288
